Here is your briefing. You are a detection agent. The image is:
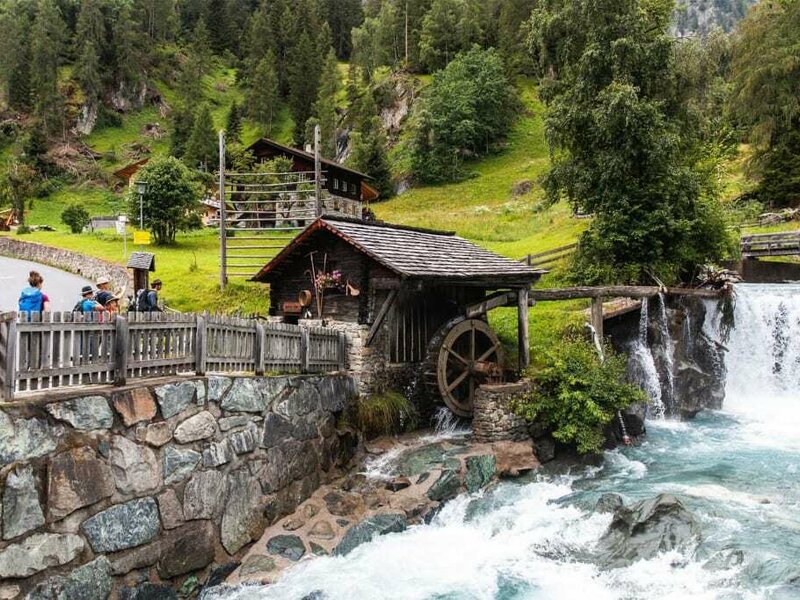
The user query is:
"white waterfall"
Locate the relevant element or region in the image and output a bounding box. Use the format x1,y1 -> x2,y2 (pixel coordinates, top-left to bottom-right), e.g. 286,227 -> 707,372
629,298 -> 666,419
656,293 -> 676,411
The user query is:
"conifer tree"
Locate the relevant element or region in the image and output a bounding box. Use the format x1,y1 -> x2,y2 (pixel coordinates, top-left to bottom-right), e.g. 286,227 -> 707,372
0,8 -> 32,111
170,102 -> 195,158
30,0 -> 66,133
226,101 -> 243,143
322,0 -> 363,59
349,93 -> 392,198
312,49 -> 340,158
184,103 -> 219,170
248,53 -> 279,132
75,0 -> 105,103
287,30 -> 322,144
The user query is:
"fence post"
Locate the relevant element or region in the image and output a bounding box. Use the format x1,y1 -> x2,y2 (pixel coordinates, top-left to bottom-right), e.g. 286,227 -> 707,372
254,323 -> 266,376
337,332 -> 347,372
3,316 -> 17,400
196,315 -> 207,376
299,328 -> 309,374
114,316 -> 129,386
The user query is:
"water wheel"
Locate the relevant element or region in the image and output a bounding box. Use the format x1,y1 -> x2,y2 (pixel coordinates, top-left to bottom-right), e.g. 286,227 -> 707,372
423,317 -> 504,417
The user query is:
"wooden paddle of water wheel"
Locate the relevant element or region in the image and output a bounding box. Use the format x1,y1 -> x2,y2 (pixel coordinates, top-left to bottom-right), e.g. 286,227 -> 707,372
423,317 -> 504,417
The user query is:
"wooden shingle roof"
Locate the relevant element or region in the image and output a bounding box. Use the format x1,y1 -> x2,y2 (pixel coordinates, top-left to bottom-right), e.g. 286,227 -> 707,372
127,252 -> 156,272
253,217 -> 542,284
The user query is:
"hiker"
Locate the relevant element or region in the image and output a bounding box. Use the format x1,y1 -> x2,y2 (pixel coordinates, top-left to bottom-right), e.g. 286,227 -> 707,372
133,279 -> 163,312
105,293 -> 122,314
95,276 -> 114,307
75,285 -> 106,313
18,271 -> 50,314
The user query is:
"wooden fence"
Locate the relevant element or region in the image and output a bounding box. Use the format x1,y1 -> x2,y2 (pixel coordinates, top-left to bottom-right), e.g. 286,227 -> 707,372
521,243 -> 577,270
741,231 -> 800,259
0,312 -> 347,400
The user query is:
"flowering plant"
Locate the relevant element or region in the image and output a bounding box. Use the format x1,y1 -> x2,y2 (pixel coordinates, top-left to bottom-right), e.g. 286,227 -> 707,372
315,270 -> 343,290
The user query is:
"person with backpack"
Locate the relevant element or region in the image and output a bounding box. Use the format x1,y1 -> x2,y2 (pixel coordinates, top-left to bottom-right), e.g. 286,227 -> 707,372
95,276 -> 115,307
133,279 -> 163,313
75,286 -> 106,313
18,271 -> 50,315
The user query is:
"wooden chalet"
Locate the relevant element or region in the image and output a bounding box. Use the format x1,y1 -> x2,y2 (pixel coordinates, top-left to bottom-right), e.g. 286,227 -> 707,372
113,158 -> 150,189
247,138 -> 380,203
253,217 -> 542,415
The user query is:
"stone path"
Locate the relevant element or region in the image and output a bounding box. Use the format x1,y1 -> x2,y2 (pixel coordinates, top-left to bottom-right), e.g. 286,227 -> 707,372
225,433 -> 540,587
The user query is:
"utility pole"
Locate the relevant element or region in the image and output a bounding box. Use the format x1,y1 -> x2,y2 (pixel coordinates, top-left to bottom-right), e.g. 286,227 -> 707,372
219,130 -> 227,292
314,124 -> 322,218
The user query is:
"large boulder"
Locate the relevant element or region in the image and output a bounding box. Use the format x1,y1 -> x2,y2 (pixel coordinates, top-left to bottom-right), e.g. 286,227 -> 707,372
595,494 -> 701,568
333,514 -> 407,556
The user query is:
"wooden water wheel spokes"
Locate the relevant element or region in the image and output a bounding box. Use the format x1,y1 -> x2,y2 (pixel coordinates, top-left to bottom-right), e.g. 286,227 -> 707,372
436,318 -> 503,417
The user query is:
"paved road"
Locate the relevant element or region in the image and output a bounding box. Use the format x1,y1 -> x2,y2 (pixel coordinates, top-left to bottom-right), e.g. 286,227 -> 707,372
0,256 -> 92,312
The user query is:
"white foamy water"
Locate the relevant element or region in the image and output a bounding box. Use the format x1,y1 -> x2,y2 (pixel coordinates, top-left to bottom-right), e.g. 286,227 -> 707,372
629,298 -> 665,418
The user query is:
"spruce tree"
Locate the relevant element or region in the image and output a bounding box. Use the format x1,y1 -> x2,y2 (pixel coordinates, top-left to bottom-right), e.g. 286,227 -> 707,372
170,102 -> 196,158
184,103 -> 219,170
226,101 -> 243,143
75,0 -> 105,103
287,30 -> 322,145
322,0 -> 363,59
0,8 -> 32,111
30,0 -> 66,133
248,53 -> 279,132
313,49 -> 340,158
349,93 -> 392,198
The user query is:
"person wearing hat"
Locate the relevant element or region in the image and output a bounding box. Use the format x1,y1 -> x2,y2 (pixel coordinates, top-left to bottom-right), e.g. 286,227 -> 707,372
134,279 -> 163,312
95,276 -> 114,307
76,285 -> 106,313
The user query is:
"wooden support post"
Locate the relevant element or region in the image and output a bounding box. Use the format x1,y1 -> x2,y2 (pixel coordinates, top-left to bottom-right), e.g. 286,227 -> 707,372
114,316 -> 129,386
299,328 -> 310,374
195,315 -> 207,376
591,297 -> 604,341
254,322 -> 266,376
366,289 -> 398,347
219,130 -> 227,292
518,287 -> 530,373
337,331 -> 348,372
314,124 -> 322,218
3,317 -> 17,400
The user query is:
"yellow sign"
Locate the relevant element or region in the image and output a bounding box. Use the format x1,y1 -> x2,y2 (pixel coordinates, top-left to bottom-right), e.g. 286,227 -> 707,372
133,230 -> 151,245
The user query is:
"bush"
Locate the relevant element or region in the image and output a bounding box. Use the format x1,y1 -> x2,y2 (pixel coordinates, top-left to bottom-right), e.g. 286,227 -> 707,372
515,335 -> 647,455
15,225 -> 32,235
354,391 -> 418,438
60,204 -> 91,234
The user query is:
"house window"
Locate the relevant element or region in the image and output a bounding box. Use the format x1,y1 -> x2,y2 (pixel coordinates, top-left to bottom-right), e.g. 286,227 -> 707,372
333,178 -> 339,190
342,181 -> 348,193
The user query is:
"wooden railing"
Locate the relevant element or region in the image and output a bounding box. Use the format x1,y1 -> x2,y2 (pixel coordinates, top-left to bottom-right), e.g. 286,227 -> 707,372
741,231 -> 800,259
521,243 -> 578,270
0,312 -> 347,401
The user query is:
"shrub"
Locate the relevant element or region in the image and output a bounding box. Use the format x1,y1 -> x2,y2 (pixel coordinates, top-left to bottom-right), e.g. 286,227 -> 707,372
355,391 -> 418,438
16,225 -> 32,235
61,204 -> 91,234
515,335 -> 647,455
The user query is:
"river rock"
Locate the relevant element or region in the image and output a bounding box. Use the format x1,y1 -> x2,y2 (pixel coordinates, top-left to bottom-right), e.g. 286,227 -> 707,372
118,583 -> 177,600
218,415 -> 251,431
156,489 -> 184,530
323,490 -> 361,516
227,422 -> 259,454
110,435 -> 161,494
157,521 -> 215,579
308,520 -> 335,540
334,514 -> 407,556
386,477 -> 412,492
46,396 -> 113,431
0,412 -> 61,467
0,533 -> 84,578
222,377 -> 289,413
275,380 -> 320,418
0,584 -> 20,600
25,556 -> 112,600
136,421 -> 173,447
221,469 -> 265,554
596,494 -> 701,568
183,470 -> 224,520
112,388 -> 157,426
465,455 -> 496,493
492,440 -> 540,476
3,465 -> 45,540
47,446 -> 115,520
427,470 -> 461,502
261,413 -> 294,448
396,444 -> 446,477
208,376 -> 232,402
239,554 -> 276,577
596,493 -> 625,513
155,381 -> 199,419
266,534 -> 306,561
174,411 -> 217,443
81,497 -> 160,552
163,446 -> 201,485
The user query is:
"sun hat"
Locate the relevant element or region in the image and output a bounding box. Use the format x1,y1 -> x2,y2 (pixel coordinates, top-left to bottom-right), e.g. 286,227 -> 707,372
152,279 -> 162,286
81,285 -> 94,296
96,276 -> 110,285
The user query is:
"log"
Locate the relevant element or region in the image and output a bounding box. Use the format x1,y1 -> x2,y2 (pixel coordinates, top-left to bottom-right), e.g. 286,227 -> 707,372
529,286 -> 722,301
465,290 -> 518,318
518,288 -> 530,372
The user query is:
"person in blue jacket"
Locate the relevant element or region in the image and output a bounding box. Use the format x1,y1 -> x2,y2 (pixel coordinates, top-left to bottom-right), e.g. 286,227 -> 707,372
76,286 -> 106,313
18,271 -> 50,314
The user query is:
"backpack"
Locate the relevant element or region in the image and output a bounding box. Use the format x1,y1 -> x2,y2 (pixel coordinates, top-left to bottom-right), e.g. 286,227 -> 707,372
18,287 -> 43,313
133,289 -> 154,312
72,299 -> 91,313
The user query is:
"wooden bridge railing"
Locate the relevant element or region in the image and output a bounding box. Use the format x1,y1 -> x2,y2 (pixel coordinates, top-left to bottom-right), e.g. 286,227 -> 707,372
521,243 -> 578,270
0,312 -> 347,401
741,231 -> 800,259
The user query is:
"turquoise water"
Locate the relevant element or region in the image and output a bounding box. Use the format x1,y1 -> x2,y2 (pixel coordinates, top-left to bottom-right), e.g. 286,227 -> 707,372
210,285 -> 800,600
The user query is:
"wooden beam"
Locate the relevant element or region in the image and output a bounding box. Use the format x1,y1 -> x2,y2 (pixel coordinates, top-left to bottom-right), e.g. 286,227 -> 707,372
371,278 -> 402,290
465,290 -> 518,318
530,286 -> 722,301
591,297 -> 604,341
366,289 -> 398,347
518,288 -> 530,373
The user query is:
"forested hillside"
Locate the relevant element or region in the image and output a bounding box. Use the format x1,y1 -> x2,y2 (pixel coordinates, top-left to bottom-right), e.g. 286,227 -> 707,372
673,0 -> 758,36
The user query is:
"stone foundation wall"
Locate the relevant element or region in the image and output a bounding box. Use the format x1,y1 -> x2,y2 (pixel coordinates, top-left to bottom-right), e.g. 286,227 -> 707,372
0,237 -> 131,292
472,381 -> 531,443
0,374 -> 357,599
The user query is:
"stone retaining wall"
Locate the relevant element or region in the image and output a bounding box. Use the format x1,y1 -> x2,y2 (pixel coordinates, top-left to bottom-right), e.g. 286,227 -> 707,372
472,381 -> 531,443
0,374 -> 357,599
0,237 -> 131,293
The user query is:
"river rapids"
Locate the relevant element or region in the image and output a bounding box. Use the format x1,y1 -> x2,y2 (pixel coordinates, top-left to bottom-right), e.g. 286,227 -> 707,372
206,284 -> 800,600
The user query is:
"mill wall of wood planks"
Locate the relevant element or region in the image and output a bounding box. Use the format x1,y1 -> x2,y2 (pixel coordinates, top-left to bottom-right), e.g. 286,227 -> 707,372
0,312 -> 347,400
